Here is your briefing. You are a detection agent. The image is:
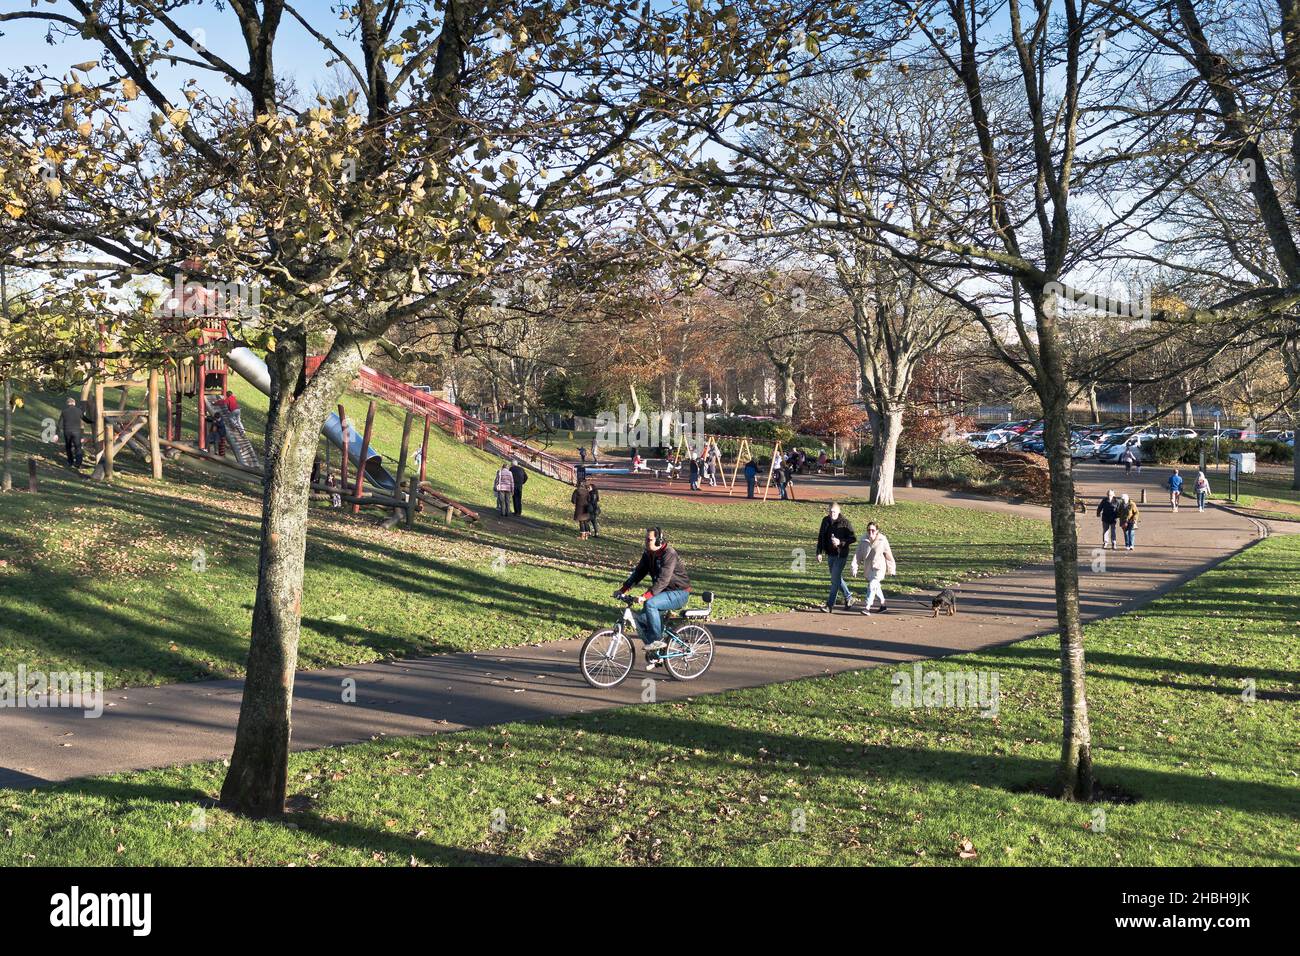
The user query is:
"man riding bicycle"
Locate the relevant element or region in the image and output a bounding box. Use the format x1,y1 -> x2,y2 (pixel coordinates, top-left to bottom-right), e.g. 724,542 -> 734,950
614,527 -> 691,657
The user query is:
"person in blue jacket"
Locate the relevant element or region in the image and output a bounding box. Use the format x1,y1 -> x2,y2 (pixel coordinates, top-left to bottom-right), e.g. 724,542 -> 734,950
743,458 -> 758,498
1167,468 -> 1184,513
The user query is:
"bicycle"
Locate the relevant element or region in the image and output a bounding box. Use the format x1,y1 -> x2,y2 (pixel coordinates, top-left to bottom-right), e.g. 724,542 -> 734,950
579,591 -> 716,688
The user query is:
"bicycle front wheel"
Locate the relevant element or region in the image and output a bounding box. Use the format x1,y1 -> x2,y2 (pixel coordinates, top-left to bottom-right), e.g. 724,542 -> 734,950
663,624 -> 715,681
580,628 -> 635,688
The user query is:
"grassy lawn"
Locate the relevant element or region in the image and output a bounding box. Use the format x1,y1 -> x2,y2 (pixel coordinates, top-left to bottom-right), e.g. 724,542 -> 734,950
1202,465 -> 1300,518
0,532 -> 1294,866
0,379 -> 1050,688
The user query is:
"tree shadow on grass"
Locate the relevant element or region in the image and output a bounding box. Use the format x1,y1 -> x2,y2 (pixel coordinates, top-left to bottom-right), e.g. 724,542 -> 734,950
559,709 -> 1300,820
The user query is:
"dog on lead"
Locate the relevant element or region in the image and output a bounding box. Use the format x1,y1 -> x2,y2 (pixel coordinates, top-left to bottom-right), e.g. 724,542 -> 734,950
931,587 -> 957,617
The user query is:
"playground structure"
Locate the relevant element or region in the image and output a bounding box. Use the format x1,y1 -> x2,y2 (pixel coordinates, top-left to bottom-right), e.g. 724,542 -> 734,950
75,274 -> 484,525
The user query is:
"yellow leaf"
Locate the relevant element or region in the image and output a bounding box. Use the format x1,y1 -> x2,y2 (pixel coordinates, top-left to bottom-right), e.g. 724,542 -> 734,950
121,78 -> 140,100
43,178 -> 62,198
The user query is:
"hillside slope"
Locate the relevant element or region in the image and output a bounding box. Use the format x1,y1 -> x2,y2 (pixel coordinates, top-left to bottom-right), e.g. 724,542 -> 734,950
0,376 -> 1050,687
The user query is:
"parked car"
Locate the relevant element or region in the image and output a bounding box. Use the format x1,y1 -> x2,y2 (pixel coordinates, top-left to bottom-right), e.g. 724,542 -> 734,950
1100,434 -> 1155,462
1071,438 -> 1102,459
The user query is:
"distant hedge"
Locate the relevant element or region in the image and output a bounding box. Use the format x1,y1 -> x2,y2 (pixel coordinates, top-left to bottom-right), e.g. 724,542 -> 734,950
1146,437 -> 1294,465
706,416 -> 796,444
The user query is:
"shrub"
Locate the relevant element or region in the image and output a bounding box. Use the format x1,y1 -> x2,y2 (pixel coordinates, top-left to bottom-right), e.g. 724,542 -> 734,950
1147,437 -> 1294,465
706,415 -> 796,444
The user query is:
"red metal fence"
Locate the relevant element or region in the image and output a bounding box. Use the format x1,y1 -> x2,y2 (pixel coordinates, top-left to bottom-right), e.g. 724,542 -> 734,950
306,356 -> 576,484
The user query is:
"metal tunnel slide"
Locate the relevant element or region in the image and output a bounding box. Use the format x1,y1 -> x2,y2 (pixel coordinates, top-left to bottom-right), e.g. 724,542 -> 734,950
224,346 -> 397,492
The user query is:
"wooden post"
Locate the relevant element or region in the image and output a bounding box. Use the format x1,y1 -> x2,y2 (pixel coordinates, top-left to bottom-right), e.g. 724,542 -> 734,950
337,404 -> 349,492
351,400 -> 376,515
761,441 -> 782,502
147,369 -> 162,479
94,381 -> 111,480
27,457 -> 37,493
393,410 -> 414,528
409,415 -> 430,527
197,351 -> 207,451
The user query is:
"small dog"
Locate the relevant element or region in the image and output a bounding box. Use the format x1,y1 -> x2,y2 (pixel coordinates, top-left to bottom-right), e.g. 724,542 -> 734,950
931,588 -> 957,617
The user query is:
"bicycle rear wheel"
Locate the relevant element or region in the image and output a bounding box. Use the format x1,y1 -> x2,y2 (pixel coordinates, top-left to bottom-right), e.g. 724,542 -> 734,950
580,628 -> 635,688
662,624 -> 714,681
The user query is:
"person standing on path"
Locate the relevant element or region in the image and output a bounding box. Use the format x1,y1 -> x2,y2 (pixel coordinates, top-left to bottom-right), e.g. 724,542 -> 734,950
493,461 -> 515,517
815,501 -> 857,612
688,454 -> 701,491
1194,469 -> 1212,511
508,458 -> 528,516
1167,468 -> 1184,512
586,481 -> 602,537
744,458 -> 758,498
1116,493 -> 1140,550
853,522 -> 896,614
57,397 -> 85,469
1096,489 -> 1119,549
590,436 -> 600,464
1120,446 -> 1138,475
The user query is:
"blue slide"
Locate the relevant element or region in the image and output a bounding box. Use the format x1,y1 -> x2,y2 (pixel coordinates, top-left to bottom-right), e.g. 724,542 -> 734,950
224,346 -> 397,492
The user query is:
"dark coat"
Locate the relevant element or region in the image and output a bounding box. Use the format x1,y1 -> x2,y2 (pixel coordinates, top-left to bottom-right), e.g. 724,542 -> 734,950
58,403 -> 83,439
572,481 -> 593,521
622,544 -> 691,596
816,514 -> 857,559
1095,496 -> 1118,523
509,464 -> 527,490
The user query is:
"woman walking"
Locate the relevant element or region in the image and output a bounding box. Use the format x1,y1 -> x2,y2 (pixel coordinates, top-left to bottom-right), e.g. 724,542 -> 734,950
1116,493 -> 1140,551
493,461 -> 515,517
572,475 -> 596,539
853,522 -> 896,614
1194,470 -> 1211,511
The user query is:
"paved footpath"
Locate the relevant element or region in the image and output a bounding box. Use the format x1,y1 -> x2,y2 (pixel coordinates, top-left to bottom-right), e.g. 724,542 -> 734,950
1,464 -> 1288,788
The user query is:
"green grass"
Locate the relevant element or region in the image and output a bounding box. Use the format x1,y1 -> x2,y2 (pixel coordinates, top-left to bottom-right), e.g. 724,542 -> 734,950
2,533 -> 1295,866
0,378 -> 1050,688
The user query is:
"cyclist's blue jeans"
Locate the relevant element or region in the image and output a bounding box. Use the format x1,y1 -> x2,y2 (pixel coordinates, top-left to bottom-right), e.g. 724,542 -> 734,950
635,589 -> 689,644
826,555 -> 852,608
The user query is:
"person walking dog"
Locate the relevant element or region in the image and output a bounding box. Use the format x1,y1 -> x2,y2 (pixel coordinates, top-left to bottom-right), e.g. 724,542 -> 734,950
815,502 -> 857,612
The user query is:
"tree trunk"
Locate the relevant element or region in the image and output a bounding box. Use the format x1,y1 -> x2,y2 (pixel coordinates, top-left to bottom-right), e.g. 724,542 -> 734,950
220,332 -> 367,817
868,405 -> 904,505
773,358 -> 796,422
2,376 -> 11,493
1037,306 -> 1094,802
1087,383 -> 1100,425
1284,342 -> 1300,490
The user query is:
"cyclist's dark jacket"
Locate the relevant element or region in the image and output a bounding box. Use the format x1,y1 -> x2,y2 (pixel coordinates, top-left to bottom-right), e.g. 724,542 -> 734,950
816,514 -> 856,559
623,545 -> 690,596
